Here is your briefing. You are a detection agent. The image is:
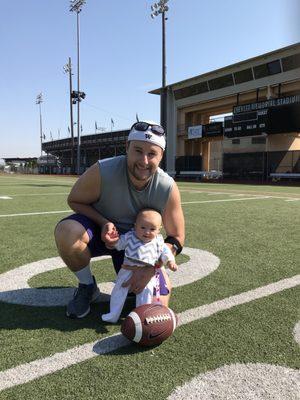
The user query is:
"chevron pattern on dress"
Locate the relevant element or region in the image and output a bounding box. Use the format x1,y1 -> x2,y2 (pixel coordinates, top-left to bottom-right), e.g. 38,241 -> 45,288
124,232 -> 161,266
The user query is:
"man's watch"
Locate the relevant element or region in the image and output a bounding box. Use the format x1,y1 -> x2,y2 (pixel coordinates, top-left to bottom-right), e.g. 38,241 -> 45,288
164,236 -> 182,255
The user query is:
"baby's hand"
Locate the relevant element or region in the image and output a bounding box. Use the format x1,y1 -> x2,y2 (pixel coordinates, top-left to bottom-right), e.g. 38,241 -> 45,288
167,260 -> 178,272
107,230 -> 119,246
108,230 -> 119,240
102,222 -> 119,248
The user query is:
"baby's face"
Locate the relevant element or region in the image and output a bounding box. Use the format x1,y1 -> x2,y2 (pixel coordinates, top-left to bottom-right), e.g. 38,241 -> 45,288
135,211 -> 162,243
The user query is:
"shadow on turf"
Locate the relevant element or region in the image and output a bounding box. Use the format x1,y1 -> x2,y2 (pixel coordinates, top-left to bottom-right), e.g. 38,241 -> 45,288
0,297 -> 136,334
93,335 -> 162,356
20,184 -> 71,188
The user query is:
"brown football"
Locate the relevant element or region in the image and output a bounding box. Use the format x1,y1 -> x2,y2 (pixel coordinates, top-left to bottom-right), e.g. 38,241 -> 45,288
121,303 -> 177,346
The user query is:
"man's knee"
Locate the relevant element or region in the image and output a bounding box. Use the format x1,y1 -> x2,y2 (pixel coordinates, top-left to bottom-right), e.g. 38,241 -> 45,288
54,219 -> 89,254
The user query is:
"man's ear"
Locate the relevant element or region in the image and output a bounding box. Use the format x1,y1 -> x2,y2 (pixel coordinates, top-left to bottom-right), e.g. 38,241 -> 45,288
159,148 -> 164,163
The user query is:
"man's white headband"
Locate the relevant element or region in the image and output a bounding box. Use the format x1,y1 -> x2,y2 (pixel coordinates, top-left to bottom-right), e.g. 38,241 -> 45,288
128,122 -> 166,150
128,129 -> 166,150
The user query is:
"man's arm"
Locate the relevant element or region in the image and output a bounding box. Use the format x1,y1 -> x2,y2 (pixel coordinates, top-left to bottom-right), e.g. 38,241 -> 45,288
162,182 -> 185,253
67,162 -> 117,246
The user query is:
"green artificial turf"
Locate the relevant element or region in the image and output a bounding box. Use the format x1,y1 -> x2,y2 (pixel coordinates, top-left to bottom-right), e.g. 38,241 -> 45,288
0,175 -> 299,399
1,287 -> 299,400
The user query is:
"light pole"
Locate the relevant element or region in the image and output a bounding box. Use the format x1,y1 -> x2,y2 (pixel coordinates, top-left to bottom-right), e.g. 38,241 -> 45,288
36,92 -> 43,156
261,132 -> 269,182
70,0 -> 86,175
63,58 -> 75,174
151,0 -> 169,131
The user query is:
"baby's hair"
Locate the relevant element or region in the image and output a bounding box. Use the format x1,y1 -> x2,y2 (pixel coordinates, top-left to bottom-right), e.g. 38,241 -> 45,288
137,207 -> 161,217
136,208 -> 162,225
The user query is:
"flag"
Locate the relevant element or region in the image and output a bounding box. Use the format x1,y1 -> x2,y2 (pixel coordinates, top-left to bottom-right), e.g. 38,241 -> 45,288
111,118 -> 114,127
95,121 -> 98,131
68,126 -> 70,133
80,124 -> 83,132
43,134 -> 46,140
50,131 -> 53,141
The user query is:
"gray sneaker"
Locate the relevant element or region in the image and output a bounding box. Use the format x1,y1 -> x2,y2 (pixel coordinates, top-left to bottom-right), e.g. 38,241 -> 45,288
66,276 -> 101,318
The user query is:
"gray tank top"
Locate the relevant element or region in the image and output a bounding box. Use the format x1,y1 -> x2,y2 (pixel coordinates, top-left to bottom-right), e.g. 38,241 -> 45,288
92,155 -> 174,233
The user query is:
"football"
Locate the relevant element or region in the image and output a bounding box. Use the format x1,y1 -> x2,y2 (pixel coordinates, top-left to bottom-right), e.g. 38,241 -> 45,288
121,303 -> 178,346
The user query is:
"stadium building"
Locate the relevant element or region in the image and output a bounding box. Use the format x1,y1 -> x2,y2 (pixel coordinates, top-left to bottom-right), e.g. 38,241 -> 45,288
42,129 -> 129,175
43,43 -> 300,180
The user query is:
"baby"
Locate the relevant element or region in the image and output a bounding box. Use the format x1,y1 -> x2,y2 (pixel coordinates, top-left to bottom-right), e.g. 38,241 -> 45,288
101,208 -> 177,323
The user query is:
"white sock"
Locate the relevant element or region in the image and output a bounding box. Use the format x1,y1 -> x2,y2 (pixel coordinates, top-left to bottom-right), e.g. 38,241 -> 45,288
74,265 -> 94,285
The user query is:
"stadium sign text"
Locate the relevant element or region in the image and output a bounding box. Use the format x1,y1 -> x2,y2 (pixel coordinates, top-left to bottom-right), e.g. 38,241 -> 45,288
233,94 -> 300,114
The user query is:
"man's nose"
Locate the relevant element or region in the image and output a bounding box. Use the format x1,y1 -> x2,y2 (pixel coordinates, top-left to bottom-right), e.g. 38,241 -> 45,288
141,154 -> 149,164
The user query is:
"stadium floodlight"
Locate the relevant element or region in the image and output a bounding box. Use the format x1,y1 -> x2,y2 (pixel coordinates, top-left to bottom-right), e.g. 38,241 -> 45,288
69,0 -> 86,175
69,0 -> 86,13
36,93 -> 44,156
150,0 -> 169,152
64,58 -> 75,174
36,92 -> 43,105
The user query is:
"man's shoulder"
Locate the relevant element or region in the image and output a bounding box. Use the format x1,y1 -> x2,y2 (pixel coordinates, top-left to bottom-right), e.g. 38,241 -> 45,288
156,167 -> 174,185
98,156 -> 126,179
99,155 -> 125,168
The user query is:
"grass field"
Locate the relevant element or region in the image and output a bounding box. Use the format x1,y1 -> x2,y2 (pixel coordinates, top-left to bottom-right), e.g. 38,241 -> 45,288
0,173 -> 299,399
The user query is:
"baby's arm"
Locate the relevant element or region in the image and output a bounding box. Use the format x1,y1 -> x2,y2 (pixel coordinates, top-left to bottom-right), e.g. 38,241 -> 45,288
160,244 -> 178,272
113,232 -> 129,251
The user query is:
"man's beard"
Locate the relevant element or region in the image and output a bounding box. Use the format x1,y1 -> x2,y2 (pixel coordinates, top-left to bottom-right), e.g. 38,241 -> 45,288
128,163 -> 154,182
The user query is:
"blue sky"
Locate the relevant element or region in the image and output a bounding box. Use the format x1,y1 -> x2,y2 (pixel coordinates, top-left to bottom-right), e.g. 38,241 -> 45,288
1,0 -> 299,157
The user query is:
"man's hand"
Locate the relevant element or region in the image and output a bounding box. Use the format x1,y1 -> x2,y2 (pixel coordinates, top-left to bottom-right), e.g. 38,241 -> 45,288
121,265 -> 155,294
101,222 -> 119,249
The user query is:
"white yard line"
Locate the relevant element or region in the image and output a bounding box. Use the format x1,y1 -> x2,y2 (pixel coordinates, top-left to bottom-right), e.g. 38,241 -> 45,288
294,322 -> 300,345
167,363 -> 300,400
0,248 -> 219,306
0,195 -> 296,218
0,196 -> 12,199
180,186 -> 300,195
180,188 -> 299,201
0,176 -> 76,184
181,189 -> 238,196
0,273 -> 299,391
0,210 -> 70,218
1,192 -> 69,197
0,197 -> 272,217
182,196 -> 270,205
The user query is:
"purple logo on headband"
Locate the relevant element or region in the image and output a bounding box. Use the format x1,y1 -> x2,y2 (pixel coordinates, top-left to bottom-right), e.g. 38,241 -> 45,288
145,133 -> 152,139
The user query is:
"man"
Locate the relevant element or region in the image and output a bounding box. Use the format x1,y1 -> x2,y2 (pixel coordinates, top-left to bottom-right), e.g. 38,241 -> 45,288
54,121 -> 185,319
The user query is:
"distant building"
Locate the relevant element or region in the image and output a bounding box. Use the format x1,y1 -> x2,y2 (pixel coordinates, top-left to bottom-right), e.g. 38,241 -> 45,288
3,157 -> 38,174
42,43 -> 300,180
42,129 -> 129,175
150,42 -> 300,180
37,154 -> 60,174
